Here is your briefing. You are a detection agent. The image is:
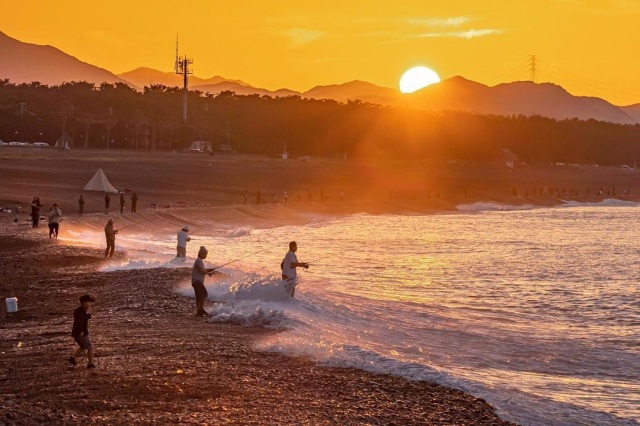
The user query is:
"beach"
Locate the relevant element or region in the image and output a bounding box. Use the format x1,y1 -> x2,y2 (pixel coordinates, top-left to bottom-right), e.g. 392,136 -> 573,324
2,148 -> 639,425
0,229 -> 514,425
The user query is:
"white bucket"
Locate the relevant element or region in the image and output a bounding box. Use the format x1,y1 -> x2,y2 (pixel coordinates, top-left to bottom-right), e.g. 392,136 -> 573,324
5,297 -> 18,313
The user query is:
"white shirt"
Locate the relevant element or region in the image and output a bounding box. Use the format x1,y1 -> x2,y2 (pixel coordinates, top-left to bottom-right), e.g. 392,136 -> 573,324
282,250 -> 298,279
177,230 -> 190,248
48,208 -> 62,224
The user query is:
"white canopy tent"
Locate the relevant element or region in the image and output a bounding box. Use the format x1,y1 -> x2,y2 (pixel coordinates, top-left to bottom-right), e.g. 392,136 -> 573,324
83,169 -> 118,193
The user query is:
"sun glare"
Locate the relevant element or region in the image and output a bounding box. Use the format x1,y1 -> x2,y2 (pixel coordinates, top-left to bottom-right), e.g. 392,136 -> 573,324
399,66 -> 441,94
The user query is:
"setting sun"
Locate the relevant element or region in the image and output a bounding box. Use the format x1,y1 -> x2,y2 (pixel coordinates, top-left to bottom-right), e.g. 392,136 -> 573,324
399,66 -> 441,93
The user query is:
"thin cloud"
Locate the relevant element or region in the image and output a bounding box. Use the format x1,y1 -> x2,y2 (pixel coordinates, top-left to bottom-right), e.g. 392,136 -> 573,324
405,17 -> 471,27
283,28 -> 324,47
417,29 -> 504,39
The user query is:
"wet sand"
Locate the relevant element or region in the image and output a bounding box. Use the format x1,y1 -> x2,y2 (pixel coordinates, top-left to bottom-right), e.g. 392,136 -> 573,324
0,233 -> 515,425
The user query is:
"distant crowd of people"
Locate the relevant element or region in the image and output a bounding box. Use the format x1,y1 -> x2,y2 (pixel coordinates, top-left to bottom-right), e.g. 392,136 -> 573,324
248,188 -> 345,205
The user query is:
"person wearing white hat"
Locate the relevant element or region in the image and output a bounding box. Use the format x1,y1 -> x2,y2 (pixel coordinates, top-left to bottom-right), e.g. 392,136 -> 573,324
176,225 -> 191,258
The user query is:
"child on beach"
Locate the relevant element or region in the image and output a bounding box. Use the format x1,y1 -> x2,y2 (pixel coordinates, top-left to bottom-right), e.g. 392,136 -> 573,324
69,294 -> 96,368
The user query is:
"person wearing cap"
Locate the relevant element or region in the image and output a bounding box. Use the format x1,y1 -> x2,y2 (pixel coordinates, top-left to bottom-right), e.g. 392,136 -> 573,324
177,225 -> 191,258
69,294 -> 96,368
281,241 -> 309,298
47,203 -> 62,239
192,246 -> 216,316
104,218 -> 118,258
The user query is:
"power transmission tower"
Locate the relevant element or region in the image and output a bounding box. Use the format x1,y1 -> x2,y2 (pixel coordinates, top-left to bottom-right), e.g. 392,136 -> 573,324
174,36 -> 193,123
529,55 -> 537,83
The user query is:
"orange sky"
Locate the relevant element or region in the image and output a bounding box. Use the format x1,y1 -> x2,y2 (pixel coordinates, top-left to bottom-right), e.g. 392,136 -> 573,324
2,0 -> 639,105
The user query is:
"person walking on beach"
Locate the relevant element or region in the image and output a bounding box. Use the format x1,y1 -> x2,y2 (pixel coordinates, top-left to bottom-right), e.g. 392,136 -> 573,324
192,246 -> 216,316
131,193 -> 138,213
104,218 -> 118,258
13,201 -> 22,222
47,203 -> 62,239
104,193 -> 111,213
177,225 -> 191,258
119,193 -> 125,214
68,294 -> 96,369
281,241 -> 309,298
78,195 -> 85,216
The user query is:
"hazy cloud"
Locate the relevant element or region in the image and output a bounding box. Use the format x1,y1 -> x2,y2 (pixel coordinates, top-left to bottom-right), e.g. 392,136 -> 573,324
283,28 -> 324,47
405,17 -> 471,27
416,29 -> 503,39
555,0 -> 640,14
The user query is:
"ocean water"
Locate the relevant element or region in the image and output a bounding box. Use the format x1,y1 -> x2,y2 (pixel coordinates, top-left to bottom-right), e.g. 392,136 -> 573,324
66,201 -> 640,425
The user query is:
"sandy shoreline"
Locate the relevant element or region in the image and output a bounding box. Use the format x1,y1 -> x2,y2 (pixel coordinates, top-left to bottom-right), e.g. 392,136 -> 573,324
3,149 -> 638,424
0,229 -> 516,425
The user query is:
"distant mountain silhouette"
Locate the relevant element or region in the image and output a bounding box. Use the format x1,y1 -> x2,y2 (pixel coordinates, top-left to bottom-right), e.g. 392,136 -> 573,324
191,80 -> 301,97
2,31 -> 637,125
620,104 -> 640,122
0,31 -> 130,87
405,77 -> 638,125
118,67 -> 248,89
303,80 -> 399,104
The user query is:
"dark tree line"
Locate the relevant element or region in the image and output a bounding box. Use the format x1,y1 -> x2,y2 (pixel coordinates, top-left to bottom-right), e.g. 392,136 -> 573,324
0,79 -> 639,165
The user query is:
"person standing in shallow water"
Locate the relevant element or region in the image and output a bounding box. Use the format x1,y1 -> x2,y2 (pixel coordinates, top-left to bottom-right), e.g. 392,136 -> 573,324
78,195 -> 85,217
176,225 -> 191,258
104,218 -> 118,257
192,246 -> 216,316
119,193 -> 125,214
281,241 -> 309,298
104,193 -> 110,213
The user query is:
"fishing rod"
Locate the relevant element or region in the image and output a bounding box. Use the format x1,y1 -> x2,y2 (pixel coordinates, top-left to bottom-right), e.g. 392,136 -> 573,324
305,254 -> 334,264
209,248 -> 270,271
115,224 -> 136,232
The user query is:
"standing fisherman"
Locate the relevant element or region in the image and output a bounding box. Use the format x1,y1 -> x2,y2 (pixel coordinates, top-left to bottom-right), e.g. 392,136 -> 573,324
176,225 -> 191,258
119,193 -> 125,214
192,246 -> 216,316
104,193 -> 111,213
78,195 -> 85,217
131,193 -> 138,213
281,241 -> 309,298
104,218 -> 118,258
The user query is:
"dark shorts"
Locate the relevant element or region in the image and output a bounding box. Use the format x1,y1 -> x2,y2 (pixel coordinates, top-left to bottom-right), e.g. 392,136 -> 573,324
73,335 -> 94,350
192,280 -> 208,300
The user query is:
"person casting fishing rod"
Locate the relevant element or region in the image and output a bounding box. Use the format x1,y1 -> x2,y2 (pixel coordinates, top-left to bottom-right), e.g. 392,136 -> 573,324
281,241 -> 309,298
104,218 -> 118,258
192,246 -> 218,317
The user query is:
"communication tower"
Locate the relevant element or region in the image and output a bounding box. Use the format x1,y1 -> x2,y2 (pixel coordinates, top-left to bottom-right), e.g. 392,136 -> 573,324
175,36 -> 193,123
529,55 -> 537,83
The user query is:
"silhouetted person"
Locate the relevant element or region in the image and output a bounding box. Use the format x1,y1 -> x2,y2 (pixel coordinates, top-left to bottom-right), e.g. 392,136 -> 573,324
192,246 -> 216,316
104,193 -> 111,213
78,195 -> 85,217
256,190 -> 262,204
131,193 -> 138,212
104,218 -> 118,258
31,197 -> 41,228
119,193 -> 125,214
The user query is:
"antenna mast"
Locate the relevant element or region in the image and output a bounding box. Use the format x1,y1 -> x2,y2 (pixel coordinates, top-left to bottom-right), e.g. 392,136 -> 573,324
174,35 -> 193,123
529,55 -> 537,83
